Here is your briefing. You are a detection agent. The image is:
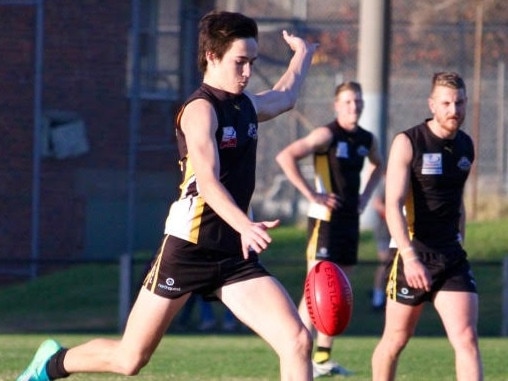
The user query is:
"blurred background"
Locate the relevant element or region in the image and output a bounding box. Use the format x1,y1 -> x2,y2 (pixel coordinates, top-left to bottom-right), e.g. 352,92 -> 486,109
0,0 -> 506,299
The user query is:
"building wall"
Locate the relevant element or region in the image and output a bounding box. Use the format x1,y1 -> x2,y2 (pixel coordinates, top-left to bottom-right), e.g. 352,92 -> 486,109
0,1 -> 176,263
1,5 -> 40,260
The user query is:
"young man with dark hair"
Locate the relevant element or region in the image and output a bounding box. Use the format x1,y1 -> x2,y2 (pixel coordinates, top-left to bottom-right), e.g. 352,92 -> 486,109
17,10 -> 318,381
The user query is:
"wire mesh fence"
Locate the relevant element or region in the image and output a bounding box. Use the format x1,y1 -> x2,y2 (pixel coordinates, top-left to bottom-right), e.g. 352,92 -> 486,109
0,256 -> 505,336
234,0 -> 508,222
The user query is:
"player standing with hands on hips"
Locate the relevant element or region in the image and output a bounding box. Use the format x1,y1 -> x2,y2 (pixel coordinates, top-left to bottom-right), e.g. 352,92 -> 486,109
17,11 -> 318,381
276,81 -> 383,378
371,72 -> 483,381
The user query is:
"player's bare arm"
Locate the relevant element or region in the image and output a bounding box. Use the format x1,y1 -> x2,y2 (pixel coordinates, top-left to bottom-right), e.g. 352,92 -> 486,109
386,133 -> 431,291
181,99 -> 277,258
276,127 -> 339,209
253,30 -> 318,122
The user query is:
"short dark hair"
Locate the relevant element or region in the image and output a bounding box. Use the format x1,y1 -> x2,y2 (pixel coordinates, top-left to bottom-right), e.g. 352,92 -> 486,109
334,81 -> 362,98
197,11 -> 258,73
431,72 -> 466,94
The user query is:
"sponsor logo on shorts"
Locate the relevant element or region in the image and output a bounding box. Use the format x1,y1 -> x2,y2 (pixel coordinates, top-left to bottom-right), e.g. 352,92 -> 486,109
397,287 -> 415,300
317,247 -> 329,259
157,277 -> 181,292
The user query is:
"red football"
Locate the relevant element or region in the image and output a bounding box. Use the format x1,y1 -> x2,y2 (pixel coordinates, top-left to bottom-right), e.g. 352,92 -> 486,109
304,261 -> 353,336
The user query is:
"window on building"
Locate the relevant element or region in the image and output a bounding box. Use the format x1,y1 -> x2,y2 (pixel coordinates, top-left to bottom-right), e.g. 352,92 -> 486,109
127,0 -> 180,100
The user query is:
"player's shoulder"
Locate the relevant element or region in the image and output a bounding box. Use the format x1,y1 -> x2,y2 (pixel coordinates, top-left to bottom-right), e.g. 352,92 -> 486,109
306,125 -> 334,143
455,129 -> 473,143
355,124 -> 373,135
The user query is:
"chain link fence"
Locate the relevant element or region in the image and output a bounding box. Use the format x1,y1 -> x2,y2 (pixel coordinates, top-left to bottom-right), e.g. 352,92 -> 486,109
1,0 -> 507,335
216,0 -> 508,223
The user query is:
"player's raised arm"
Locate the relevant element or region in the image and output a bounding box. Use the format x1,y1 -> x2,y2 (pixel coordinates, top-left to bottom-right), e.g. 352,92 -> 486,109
252,30 -> 318,122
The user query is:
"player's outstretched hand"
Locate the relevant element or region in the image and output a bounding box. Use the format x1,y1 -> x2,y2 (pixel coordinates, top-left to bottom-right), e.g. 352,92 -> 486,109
241,219 -> 280,259
281,30 -> 319,54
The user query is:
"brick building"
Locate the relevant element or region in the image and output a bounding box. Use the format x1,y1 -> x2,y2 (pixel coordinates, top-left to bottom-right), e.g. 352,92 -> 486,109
2,0 -> 507,279
0,1 -> 201,275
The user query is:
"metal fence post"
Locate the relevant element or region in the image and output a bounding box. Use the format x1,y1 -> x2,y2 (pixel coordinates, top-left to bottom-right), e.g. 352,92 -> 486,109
502,256 -> 508,336
118,254 -> 132,332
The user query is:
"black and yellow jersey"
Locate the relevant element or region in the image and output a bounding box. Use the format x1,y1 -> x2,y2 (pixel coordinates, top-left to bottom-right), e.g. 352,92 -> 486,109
403,120 -> 474,246
314,120 -> 374,217
164,83 -> 258,253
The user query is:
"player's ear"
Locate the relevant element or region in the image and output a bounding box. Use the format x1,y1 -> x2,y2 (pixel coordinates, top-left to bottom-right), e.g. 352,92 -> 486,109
206,51 -> 217,66
428,97 -> 435,114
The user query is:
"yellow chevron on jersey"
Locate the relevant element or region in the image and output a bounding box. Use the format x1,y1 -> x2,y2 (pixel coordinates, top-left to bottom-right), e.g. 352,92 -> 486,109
405,184 -> 416,239
168,83 -> 257,252
314,154 -> 333,193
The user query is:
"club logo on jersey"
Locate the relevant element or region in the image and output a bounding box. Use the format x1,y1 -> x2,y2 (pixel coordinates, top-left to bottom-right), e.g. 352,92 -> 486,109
422,153 -> 442,175
247,123 -> 258,139
357,145 -> 369,157
457,156 -> 472,171
335,141 -> 348,158
220,126 -> 237,148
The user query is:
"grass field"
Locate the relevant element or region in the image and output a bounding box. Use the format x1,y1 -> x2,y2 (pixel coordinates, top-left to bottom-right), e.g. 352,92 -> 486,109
2,334 -> 508,380
1,219 -> 507,379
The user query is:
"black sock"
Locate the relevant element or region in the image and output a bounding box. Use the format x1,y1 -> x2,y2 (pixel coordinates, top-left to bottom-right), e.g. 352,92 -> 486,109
46,348 -> 70,379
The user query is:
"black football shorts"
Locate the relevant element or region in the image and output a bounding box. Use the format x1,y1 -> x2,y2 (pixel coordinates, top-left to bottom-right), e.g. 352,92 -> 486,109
385,239 -> 477,306
306,217 -> 359,266
143,235 -> 271,299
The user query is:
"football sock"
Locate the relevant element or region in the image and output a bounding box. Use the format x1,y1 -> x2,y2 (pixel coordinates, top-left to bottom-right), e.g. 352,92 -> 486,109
46,348 -> 70,379
313,346 -> 331,363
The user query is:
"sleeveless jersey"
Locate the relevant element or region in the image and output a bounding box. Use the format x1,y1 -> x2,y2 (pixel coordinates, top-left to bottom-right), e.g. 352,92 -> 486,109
164,83 -> 258,253
314,120 -> 374,217
403,120 -> 474,246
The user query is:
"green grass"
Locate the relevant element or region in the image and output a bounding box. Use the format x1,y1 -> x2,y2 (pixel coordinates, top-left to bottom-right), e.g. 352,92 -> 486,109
2,334 -> 508,380
0,219 -> 507,379
0,219 -> 507,335
265,220 -> 508,337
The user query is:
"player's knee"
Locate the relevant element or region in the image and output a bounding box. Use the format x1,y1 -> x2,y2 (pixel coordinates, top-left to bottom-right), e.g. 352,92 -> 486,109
449,327 -> 479,352
294,326 -> 313,357
381,330 -> 411,355
115,351 -> 151,376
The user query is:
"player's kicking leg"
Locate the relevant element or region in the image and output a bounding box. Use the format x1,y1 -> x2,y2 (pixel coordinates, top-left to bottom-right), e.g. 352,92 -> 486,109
17,289 -> 189,380
221,276 -> 313,381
